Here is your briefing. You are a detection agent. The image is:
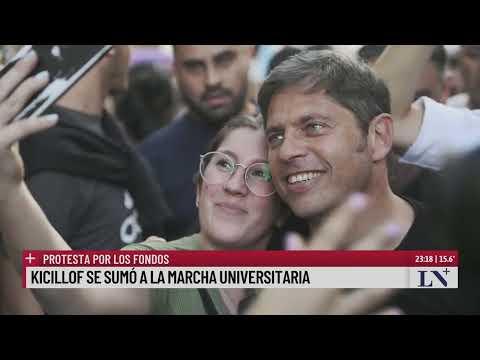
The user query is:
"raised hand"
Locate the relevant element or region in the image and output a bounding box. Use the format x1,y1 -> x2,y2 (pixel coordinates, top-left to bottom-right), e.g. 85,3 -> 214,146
248,193 -> 402,315
0,50 -> 58,202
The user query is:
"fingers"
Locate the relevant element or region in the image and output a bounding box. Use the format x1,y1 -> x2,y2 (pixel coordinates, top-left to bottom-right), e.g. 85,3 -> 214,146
0,114 -> 58,149
284,232 -> 307,251
347,223 -> 402,251
372,306 -> 404,315
330,288 -> 396,315
0,51 -> 38,103
145,236 -> 168,243
310,193 -> 368,250
0,71 -> 50,125
0,50 -> 51,126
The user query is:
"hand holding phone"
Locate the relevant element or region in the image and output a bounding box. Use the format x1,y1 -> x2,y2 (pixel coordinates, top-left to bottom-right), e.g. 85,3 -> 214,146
0,45 -> 113,122
0,51 -> 59,201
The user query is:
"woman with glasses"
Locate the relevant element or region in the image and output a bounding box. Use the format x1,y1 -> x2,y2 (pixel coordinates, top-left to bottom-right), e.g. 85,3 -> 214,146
0,53 -> 396,315
123,115 -> 286,314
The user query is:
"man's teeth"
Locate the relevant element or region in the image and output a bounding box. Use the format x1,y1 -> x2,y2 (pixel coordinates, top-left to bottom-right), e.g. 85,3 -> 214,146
288,172 -> 322,184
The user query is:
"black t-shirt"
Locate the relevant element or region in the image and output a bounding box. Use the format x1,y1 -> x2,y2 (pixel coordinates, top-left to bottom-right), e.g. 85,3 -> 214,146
27,172 -> 142,250
23,107 -> 143,250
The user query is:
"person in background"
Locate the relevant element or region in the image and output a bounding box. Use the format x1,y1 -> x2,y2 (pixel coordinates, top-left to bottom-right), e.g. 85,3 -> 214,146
445,49 -> 466,100
115,63 -> 177,143
358,45 -> 449,200
446,45 -> 480,109
373,45 -> 480,170
129,45 -> 174,72
358,45 -> 449,104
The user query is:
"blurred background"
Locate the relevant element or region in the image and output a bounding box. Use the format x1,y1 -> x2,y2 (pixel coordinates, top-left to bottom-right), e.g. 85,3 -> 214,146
0,44 -> 470,143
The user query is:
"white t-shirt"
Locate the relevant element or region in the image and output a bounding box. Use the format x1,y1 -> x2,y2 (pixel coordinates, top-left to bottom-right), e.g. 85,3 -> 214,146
400,97 -> 480,170
446,92 -> 470,109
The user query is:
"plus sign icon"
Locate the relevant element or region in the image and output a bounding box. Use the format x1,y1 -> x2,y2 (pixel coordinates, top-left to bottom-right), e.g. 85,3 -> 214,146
22,251 -> 40,289
25,253 -> 36,265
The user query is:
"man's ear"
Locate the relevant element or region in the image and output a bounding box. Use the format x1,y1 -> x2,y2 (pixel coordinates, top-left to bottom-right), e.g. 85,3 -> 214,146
367,114 -> 393,162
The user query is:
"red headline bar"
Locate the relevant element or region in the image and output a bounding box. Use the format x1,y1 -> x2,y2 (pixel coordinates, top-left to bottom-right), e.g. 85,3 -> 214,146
23,250 -> 459,267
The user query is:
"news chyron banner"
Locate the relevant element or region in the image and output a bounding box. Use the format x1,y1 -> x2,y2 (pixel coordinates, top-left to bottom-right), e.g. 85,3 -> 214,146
23,251 -> 458,289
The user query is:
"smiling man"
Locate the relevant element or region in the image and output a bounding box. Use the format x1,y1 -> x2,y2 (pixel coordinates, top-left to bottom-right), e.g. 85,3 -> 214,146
259,50 -> 418,243
257,49 -> 457,314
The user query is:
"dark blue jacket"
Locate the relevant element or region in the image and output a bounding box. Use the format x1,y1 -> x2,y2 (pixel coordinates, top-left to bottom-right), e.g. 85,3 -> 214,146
139,112 -> 218,240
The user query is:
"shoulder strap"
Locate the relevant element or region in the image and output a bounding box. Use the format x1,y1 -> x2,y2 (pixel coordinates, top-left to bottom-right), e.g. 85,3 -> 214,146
198,289 -> 218,315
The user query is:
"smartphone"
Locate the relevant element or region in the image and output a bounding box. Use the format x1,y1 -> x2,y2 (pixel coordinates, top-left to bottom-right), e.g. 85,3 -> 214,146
0,45 -> 113,121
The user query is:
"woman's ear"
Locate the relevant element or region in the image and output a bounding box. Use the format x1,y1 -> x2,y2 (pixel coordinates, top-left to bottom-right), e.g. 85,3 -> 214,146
367,113 -> 393,162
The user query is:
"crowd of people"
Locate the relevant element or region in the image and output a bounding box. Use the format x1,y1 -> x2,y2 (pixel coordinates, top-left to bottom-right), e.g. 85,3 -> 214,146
1,45 -> 480,315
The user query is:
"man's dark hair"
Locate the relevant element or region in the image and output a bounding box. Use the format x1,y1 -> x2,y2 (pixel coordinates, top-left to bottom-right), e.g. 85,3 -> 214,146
258,50 -> 391,133
267,47 -> 302,75
357,45 -> 387,64
430,45 -> 447,75
305,45 -> 333,52
268,46 -> 334,75
116,63 -> 175,143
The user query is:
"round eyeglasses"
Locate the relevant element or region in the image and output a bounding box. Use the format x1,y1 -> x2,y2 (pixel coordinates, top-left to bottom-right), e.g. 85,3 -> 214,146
199,151 -> 276,197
